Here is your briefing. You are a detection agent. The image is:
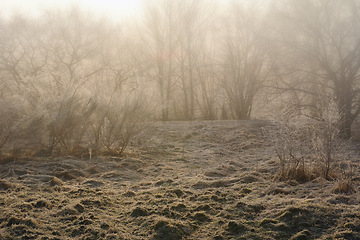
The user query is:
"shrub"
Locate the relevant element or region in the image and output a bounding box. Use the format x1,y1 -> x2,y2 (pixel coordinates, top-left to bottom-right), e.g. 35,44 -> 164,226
331,180 -> 355,195
90,96 -> 147,155
0,99 -> 20,152
310,113 -> 341,180
269,118 -> 314,183
269,114 -> 344,182
0,97 -> 45,156
0,90 -> 148,158
45,93 -> 97,155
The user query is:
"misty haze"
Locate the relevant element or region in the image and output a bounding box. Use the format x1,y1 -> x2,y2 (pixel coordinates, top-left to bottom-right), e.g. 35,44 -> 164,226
0,0 -> 360,239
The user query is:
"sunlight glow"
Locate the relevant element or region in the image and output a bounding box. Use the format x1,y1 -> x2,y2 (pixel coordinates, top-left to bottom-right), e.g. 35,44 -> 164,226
0,0 -> 144,22
0,0 -> 239,22
78,0 -> 144,21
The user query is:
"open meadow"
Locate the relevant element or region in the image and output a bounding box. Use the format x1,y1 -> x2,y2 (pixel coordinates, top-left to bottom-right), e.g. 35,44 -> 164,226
1,120 -> 359,240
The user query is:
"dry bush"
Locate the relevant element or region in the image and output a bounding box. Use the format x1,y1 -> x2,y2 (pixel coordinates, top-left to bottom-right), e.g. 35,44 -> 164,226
269,114 -> 346,182
331,159 -> 358,195
0,89 -> 148,158
0,97 -> 45,157
41,92 -> 148,157
45,93 -> 96,155
310,106 -> 342,180
331,180 -> 355,195
90,96 -> 147,156
266,96 -> 354,183
270,119 -> 314,183
0,100 -> 20,152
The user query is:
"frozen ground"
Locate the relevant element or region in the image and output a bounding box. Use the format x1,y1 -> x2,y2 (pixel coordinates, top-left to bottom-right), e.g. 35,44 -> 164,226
0,120 -> 359,239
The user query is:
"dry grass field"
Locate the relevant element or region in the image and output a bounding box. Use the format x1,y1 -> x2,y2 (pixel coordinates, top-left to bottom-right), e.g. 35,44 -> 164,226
0,120 -> 359,240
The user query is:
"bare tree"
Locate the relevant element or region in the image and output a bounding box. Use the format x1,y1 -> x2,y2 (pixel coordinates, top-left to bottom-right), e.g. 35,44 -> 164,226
176,0 -> 213,120
38,8 -> 109,153
0,8 -> 146,156
144,0 -> 178,121
220,1 -> 270,120
0,15 -> 46,153
271,0 -> 360,139
196,46 -> 220,120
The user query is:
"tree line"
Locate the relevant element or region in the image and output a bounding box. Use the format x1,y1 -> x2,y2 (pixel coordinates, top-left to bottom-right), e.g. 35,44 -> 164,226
0,0 -> 360,156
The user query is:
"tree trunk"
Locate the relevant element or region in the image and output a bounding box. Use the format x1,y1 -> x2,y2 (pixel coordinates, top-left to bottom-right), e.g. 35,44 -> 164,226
336,82 -> 353,139
338,116 -> 352,139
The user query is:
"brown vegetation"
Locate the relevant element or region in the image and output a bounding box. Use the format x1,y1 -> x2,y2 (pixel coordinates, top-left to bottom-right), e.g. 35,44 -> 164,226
1,120 -> 360,239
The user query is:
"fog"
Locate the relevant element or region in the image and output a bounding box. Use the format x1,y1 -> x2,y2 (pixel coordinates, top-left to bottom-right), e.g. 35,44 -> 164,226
1,1 -> 360,239
0,0 -> 143,21
0,0 -> 359,154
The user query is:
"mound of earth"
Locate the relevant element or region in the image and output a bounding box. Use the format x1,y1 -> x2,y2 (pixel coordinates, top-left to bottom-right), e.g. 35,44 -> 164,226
0,120 -> 359,239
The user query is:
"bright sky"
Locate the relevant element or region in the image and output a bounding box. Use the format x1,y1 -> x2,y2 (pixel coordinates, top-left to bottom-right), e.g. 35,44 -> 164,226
0,0 -> 235,22
0,0 -> 145,22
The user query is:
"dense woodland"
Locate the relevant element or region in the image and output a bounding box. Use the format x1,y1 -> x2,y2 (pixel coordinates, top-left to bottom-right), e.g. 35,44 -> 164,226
1,0 -> 360,156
